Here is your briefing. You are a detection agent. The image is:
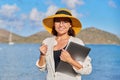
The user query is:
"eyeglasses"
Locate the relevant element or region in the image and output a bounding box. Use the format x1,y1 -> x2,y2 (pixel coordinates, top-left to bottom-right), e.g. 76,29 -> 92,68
54,18 -> 71,24
54,20 -> 70,24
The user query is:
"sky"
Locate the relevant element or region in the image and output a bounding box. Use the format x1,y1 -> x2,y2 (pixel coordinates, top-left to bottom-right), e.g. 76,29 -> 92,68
0,0 -> 120,37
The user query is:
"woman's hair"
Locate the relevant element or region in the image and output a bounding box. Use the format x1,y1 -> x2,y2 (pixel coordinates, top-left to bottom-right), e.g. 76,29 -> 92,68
52,18 -> 75,37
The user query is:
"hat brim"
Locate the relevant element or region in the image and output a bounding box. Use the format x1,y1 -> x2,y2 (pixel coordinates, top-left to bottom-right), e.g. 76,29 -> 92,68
42,14 -> 82,35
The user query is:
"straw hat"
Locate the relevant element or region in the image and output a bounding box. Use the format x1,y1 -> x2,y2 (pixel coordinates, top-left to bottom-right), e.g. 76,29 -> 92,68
42,8 -> 82,35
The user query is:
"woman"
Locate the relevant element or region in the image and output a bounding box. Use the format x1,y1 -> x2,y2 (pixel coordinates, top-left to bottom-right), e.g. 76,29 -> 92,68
36,8 -> 92,80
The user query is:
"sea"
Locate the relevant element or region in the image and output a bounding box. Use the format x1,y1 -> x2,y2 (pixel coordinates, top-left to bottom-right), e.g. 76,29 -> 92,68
0,43 -> 120,80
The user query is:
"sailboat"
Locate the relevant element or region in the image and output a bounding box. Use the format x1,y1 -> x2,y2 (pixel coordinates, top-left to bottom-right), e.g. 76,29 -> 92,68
8,27 -> 14,45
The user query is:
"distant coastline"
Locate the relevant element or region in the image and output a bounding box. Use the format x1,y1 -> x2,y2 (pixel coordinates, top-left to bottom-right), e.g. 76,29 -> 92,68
0,27 -> 120,45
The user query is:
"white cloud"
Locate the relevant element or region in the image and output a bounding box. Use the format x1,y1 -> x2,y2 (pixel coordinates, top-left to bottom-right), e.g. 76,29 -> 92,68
0,4 -> 19,17
71,9 -> 88,19
20,13 -> 28,20
28,5 -> 58,28
29,8 -> 46,27
71,9 -> 79,17
0,19 -> 6,28
0,4 -> 43,31
0,4 -> 23,28
0,5 -> 42,28
62,0 -> 84,9
0,4 -> 26,32
30,8 -> 41,21
108,0 -> 117,8
45,5 -> 58,16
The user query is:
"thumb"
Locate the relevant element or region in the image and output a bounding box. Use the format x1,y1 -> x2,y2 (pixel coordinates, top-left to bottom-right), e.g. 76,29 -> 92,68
62,49 -> 67,52
62,49 -> 65,51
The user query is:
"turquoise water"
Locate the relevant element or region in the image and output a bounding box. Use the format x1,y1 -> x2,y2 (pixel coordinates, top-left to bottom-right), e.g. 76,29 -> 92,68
0,44 -> 120,80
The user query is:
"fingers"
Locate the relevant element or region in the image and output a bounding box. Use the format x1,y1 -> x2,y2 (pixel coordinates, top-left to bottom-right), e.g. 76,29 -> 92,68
39,45 -> 48,55
61,49 -> 69,55
62,49 -> 65,52
60,49 -> 72,62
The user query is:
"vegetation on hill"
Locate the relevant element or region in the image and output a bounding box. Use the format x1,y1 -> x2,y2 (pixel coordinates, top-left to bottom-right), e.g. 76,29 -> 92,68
77,27 -> 120,44
0,27 -> 120,45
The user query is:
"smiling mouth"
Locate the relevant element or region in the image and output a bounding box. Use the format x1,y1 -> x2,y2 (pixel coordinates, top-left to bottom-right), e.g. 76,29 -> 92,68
58,26 -> 66,30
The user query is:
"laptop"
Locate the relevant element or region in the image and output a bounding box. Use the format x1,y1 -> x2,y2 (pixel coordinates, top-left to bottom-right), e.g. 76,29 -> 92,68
56,41 -> 91,76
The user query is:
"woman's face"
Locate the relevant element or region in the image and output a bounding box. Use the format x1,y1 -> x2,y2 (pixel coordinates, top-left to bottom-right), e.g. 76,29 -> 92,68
54,17 -> 71,35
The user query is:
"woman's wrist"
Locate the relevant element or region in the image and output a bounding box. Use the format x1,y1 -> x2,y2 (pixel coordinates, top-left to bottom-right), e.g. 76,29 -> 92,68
40,51 -> 46,56
41,54 -> 46,56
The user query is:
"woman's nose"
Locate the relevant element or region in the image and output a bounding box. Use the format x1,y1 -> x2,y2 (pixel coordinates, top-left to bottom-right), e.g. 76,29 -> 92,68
59,21 -> 64,26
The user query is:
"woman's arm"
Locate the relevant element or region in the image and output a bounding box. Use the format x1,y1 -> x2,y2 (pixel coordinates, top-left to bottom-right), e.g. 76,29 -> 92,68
73,56 -> 92,75
38,54 -> 46,67
36,45 -> 47,71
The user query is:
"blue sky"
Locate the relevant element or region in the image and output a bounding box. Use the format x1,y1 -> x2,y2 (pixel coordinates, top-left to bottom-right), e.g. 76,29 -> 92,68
0,0 -> 120,37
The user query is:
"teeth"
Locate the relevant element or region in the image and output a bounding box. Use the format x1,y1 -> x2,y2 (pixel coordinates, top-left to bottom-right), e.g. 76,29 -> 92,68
60,29 -> 64,31
59,28 -> 64,30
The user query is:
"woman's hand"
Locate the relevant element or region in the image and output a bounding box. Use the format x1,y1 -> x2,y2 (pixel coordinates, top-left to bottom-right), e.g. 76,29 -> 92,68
39,44 -> 48,56
60,49 -> 73,63
60,49 -> 83,70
